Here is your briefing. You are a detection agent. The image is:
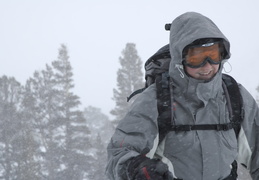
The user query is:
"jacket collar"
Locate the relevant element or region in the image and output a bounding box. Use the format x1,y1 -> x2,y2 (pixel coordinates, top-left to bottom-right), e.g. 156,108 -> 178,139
172,66 -> 223,105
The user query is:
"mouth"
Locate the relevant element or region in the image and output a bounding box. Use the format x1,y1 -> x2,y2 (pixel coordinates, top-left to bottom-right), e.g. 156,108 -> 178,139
199,70 -> 212,76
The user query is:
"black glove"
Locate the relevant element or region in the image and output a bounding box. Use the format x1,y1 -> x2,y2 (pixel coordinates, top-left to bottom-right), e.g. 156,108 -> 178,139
127,155 -> 173,180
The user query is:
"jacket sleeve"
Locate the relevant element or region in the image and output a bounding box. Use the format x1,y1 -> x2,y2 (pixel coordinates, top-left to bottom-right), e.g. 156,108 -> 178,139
237,84 -> 259,180
106,84 -> 159,180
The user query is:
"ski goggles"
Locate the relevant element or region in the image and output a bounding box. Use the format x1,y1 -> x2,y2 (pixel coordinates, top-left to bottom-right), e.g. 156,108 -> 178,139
183,42 -> 222,68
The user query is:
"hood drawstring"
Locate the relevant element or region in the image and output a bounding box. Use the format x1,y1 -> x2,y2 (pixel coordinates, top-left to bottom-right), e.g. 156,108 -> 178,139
175,64 -> 185,78
223,60 -> 232,73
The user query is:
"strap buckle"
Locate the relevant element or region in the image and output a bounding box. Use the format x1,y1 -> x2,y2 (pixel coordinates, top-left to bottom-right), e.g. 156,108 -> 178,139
217,123 -> 233,131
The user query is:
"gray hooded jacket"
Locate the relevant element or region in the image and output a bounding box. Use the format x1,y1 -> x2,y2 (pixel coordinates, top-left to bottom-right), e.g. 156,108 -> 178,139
106,12 -> 259,180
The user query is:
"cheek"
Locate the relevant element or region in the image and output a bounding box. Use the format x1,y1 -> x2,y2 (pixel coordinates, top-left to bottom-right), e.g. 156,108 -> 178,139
185,66 -> 198,77
213,64 -> 220,72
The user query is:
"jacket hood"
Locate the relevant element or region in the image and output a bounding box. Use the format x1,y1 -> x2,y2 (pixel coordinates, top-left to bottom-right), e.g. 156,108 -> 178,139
169,12 -> 231,79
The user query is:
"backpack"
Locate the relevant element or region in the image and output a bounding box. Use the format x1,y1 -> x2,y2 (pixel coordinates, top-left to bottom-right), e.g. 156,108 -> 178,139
127,44 -> 244,144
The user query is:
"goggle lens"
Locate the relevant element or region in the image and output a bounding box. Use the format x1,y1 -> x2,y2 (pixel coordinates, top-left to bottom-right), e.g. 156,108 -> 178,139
183,43 -> 221,68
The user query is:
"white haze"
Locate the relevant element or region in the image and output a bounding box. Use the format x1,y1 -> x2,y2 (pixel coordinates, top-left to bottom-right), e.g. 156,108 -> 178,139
0,0 -> 259,118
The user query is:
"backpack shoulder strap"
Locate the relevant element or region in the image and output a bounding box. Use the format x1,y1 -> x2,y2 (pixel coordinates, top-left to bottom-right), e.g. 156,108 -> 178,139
222,73 -> 244,138
156,73 -> 244,144
127,88 -> 146,102
155,72 -> 172,144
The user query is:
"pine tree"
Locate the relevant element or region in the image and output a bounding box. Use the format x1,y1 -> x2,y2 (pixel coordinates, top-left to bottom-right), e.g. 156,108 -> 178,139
0,76 -> 22,179
84,106 -> 113,144
23,44 -> 91,179
256,86 -> 259,105
111,43 -> 144,123
0,76 -> 40,179
83,106 -> 114,179
23,65 -> 62,179
51,44 -> 91,179
88,134 -> 107,180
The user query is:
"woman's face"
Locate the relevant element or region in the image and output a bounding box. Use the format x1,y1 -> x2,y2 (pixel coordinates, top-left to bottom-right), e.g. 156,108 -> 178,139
183,42 -> 221,80
185,62 -> 219,80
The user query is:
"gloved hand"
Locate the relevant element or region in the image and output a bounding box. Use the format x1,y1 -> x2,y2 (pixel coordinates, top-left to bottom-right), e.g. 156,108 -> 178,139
127,155 -> 173,180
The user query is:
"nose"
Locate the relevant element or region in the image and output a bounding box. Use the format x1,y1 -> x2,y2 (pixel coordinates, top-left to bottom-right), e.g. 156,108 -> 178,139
202,61 -> 213,68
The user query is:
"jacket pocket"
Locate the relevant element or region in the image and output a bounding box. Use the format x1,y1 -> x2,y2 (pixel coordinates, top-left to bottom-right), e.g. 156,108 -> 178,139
164,131 -> 196,155
220,129 -> 238,150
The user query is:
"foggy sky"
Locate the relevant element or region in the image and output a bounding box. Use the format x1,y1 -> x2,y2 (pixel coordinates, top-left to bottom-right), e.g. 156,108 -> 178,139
1,0 -> 259,117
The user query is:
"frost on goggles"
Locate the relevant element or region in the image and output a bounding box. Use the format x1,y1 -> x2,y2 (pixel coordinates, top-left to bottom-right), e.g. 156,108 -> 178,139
183,42 -> 221,68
